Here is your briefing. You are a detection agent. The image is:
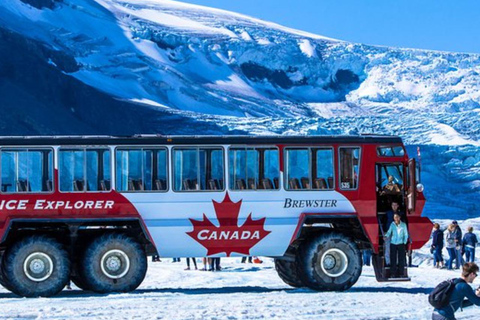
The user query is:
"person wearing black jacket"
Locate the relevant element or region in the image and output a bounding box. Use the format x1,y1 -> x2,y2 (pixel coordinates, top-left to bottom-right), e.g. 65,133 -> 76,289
452,221 -> 463,268
432,223 -> 444,268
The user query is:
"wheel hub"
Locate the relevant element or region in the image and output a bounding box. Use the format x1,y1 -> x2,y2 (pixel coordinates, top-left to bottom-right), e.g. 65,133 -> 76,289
319,248 -> 349,278
322,254 -> 336,270
100,249 -> 130,279
23,252 -> 54,282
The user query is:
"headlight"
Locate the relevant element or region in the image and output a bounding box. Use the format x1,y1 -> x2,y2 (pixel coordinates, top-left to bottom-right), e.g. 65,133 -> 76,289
416,183 -> 424,192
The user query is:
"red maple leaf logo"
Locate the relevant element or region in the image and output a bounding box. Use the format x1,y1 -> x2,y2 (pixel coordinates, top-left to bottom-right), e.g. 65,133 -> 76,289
187,192 -> 271,257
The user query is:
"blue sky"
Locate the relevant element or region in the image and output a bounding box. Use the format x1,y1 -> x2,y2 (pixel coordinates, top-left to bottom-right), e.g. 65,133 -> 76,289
179,0 -> 480,54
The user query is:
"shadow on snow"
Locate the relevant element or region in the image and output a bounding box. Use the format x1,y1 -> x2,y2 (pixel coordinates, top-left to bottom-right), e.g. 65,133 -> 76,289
0,285 -> 433,299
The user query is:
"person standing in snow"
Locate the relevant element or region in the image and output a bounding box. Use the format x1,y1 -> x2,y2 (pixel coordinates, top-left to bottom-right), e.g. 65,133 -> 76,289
210,257 -> 221,271
446,224 -> 458,270
384,213 -> 409,278
185,257 -> 198,270
452,221 -> 463,268
241,256 -> 253,263
362,249 -> 372,266
432,223 -> 444,269
463,226 -> 478,263
432,262 -> 480,320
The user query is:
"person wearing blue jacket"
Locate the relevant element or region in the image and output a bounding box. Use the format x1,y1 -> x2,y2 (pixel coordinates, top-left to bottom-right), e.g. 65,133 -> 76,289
384,213 -> 409,278
432,262 -> 480,320
463,226 -> 478,263
452,221 -> 463,268
432,223 -> 444,268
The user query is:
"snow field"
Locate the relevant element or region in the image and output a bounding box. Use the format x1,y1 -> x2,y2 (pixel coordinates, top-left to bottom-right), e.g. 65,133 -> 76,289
0,255 -> 479,319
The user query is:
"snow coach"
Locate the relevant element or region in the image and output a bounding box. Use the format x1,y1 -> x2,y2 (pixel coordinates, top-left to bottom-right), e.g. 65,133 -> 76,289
0,135 -> 431,297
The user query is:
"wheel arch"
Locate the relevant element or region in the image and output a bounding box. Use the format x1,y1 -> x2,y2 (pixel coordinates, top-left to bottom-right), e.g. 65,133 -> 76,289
289,213 -> 373,251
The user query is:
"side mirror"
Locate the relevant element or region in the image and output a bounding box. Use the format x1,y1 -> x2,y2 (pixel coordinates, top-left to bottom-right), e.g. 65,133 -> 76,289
416,183 -> 424,193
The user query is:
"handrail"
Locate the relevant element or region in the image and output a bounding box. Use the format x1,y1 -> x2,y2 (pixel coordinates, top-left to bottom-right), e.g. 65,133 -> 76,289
378,217 -> 386,237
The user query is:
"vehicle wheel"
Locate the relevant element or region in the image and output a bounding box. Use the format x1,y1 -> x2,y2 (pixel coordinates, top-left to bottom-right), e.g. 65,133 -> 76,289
0,254 -> 13,291
3,236 -> 70,297
297,233 -> 362,291
80,233 -> 147,293
275,258 -> 304,288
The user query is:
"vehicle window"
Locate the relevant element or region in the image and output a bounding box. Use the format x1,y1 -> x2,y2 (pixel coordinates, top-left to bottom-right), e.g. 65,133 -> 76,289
377,146 -> 405,157
314,148 -> 334,190
285,148 -> 334,190
379,164 -> 403,189
229,147 -> 279,190
60,149 -> 111,192
173,148 -> 224,191
116,148 -> 167,192
286,148 -> 310,190
1,149 -> 53,193
339,147 -> 360,190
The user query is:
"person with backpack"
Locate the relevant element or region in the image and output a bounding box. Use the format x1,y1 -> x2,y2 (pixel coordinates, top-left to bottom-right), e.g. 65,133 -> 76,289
463,226 -> 478,263
432,223 -> 444,269
431,262 -> 480,320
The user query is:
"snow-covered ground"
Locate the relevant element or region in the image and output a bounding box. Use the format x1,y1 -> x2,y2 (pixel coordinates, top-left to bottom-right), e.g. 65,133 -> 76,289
1,254 -> 479,320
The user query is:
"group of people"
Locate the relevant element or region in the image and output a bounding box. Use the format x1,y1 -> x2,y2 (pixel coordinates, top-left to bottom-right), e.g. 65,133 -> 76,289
152,256 -> 262,271
377,201 -> 410,278
431,221 -> 478,269
362,200 -> 411,278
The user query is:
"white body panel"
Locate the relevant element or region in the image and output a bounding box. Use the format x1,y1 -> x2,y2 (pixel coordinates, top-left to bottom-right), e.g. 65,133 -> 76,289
123,190 -> 355,257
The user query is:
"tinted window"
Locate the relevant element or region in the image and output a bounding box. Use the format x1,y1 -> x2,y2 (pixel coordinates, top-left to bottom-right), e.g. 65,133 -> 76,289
116,148 -> 167,192
1,149 -> 53,193
285,148 -> 334,190
286,148 -> 310,190
377,146 -> 405,157
229,147 -> 279,190
339,147 -> 361,190
314,148 -> 334,190
173,148 -> 224,191
60,149 -> 111,192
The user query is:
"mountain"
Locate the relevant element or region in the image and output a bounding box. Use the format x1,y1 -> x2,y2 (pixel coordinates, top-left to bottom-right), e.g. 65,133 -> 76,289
1,0 -> 480,219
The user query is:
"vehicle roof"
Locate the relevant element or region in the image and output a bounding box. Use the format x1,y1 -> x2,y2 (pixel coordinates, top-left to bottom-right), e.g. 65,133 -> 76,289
0,134 -> 403,146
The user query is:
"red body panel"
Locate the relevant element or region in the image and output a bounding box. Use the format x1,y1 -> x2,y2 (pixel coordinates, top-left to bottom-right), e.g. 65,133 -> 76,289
0,173 -> 143,243
290,143 -> 431,253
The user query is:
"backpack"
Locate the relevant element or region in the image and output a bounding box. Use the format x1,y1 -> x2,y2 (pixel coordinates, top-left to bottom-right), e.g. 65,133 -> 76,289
428,278 -> 464,309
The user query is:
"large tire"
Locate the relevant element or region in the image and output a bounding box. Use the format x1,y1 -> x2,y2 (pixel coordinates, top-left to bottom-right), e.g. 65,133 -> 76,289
297,233 -> 362,291
80,233 -> 147,293
274,258 -> 304,288
3,236 -> 70,297
0,254 -> 13,291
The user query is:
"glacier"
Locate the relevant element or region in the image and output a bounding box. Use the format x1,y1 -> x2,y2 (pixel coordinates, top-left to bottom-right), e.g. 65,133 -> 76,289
0,0 -> 479,219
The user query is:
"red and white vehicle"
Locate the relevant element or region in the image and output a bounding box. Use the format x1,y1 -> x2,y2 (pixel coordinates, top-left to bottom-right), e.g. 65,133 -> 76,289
0,135 -> 431,297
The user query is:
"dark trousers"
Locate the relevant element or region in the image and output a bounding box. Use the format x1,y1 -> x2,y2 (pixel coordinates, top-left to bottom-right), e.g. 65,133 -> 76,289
186,257 -> 197,269
446,247 -> 456,269
241,256 -> 253,263
210,257 -> 221,270
433,246 -> 443,265
390,243 -> 406,277
362,250 -> 372,266
465,246 -> 475,263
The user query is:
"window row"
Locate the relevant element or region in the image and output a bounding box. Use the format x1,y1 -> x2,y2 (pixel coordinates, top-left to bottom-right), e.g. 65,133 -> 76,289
0,147 -> 361,193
